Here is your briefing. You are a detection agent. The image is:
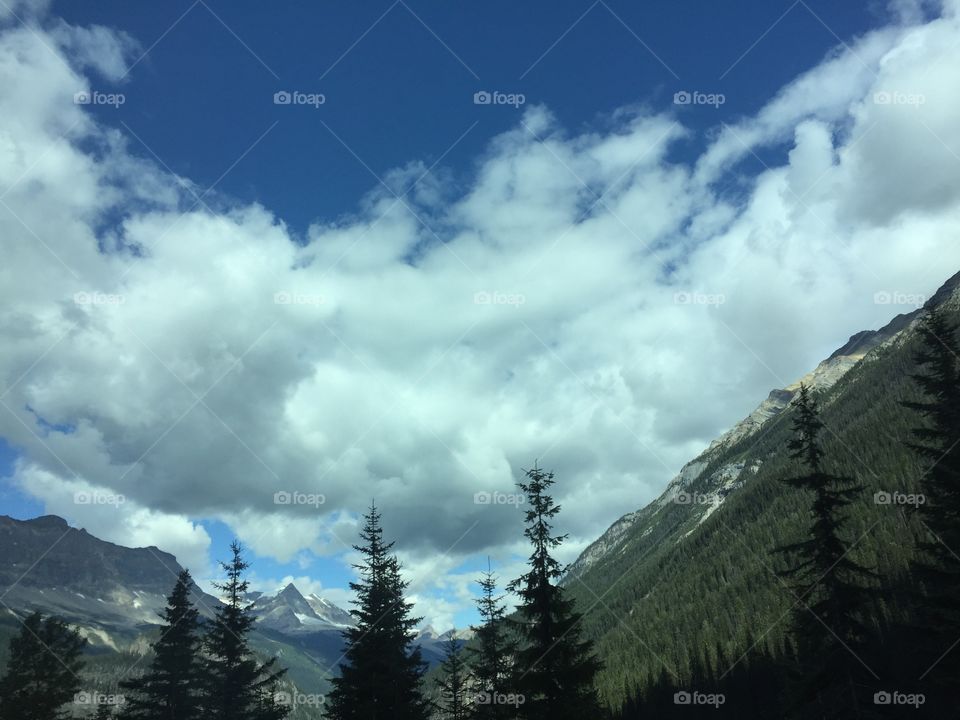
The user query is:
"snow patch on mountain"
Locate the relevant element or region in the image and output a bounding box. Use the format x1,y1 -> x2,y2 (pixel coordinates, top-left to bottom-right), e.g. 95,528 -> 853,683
250,583 -> 355,634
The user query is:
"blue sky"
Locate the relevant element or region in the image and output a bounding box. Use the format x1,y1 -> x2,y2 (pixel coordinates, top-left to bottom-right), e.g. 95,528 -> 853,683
57,0 -> 886,230
2,0 -> 959,630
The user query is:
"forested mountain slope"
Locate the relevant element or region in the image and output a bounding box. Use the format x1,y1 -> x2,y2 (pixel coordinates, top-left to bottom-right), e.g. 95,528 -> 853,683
565,271 -> 960,712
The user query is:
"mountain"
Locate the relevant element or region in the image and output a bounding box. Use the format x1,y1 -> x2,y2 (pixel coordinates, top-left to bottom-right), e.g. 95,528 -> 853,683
565,269 -> 960,712
0,515 -> 358,639
0,514 -> 223,642
0,516 -> 352,718
305,592 -> 356,628
565,297 -> 928,582
415,625 -> 474,643
246,580 -> 460,663
6,268 -> 957,717
250,582 -> 354,634
0,514 -> 460,716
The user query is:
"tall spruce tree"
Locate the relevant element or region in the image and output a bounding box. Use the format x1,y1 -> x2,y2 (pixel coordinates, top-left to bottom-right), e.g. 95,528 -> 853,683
436,633 -> 470,720
467,560 -> 516,720
901,307 -> 960,689
774,384 -> 878,718
201,542 -> 289,720
326,503 -> 430,720
508,464 -> 602,720
119,569 -> 203,720
0,612 -> 86,720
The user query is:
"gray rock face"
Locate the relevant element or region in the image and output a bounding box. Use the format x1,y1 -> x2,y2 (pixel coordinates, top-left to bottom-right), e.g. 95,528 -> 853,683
0,515 -> 222,636
0,515 -> 180,596
704,389 -> 794,456
305,593 -> 356,627
0,515 -> 355,645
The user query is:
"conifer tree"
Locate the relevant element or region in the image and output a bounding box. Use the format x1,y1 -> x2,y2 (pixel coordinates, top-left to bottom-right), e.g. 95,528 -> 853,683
774,384 -> 878,718
201,542 -> 289,720
0,612 -> 86,720
436,633 -> 470,720
119,569 -> 203,720
467,560 -> 516,719
326,503 -> 430,720
508,464 -> 602,720
901,307 -> 960,688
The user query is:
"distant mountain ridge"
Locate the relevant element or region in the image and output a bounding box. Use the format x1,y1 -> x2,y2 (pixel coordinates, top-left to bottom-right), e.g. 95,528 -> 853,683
0,515 -> 357,638
0,514 -> 181,595
416,625 -> 474,642
0,514 -> 224,637
0,513 -> 456,706
563,269 -> 960,711
566,273 -> 959,581
250,582 -> 355,634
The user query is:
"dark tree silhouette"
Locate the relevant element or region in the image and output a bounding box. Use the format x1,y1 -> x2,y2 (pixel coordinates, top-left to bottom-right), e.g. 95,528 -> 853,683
436,633 -> 470,720
326,503 -> 430,720
0,612 -> 86,720
508,464 -> 602,720
901,307 -> 960,692
467,560 -> 517,720
119,569 -> 203,720
774,384 -> 879,718
201,542 -> 289,720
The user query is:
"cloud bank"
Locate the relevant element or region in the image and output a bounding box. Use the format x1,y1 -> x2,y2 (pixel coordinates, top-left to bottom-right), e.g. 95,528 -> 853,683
2,1 -> 960,624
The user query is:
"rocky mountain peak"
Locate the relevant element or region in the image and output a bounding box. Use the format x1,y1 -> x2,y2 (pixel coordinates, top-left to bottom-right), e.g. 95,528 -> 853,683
278,582 -> 305,599
24,514 -> 70,529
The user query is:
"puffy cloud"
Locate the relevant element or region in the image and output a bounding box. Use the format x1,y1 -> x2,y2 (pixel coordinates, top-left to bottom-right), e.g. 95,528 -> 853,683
838,14 -> 960,224
15,462 -> 212,576
0,0 -> 51,21
50,22 -> 139,81
2,3 -> 960,628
